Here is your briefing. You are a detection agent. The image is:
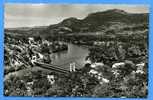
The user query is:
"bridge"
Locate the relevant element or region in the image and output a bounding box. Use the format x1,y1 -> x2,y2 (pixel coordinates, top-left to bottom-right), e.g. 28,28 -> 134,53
34,61 -> 83,74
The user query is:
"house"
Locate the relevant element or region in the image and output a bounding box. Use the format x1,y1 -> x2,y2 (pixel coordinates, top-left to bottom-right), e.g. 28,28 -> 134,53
47,75 -> 55,85
99,78 -> 110,84
136,63 -> 145,74
89,69 -> 98,75
112,62 -> 125,68
91,62 -> 104,68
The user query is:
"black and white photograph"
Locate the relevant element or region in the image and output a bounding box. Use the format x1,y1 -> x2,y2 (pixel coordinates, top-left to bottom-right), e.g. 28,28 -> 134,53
4,4 -> 149,98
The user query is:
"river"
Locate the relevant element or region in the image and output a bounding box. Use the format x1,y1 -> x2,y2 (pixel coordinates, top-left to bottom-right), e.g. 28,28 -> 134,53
51,43 -> 89,69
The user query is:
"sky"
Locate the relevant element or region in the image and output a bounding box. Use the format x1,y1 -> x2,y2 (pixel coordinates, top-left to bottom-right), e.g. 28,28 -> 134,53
4,4 -> 149,28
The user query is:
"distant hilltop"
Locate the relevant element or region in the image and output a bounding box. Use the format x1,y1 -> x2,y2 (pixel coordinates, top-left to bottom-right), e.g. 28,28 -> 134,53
5,9 -> 149,36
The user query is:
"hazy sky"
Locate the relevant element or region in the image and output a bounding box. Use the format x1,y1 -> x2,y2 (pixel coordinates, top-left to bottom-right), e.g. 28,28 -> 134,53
5,4 -> 149,28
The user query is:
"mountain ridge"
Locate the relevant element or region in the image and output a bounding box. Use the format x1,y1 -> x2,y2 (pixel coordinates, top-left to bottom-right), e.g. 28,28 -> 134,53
5,9 -> 149,36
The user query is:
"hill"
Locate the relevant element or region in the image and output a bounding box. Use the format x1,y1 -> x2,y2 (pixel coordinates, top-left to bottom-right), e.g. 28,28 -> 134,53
5,9 -> 149,36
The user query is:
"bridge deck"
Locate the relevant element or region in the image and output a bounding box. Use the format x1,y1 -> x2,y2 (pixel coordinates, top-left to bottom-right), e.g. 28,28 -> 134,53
34,61 -> 81,74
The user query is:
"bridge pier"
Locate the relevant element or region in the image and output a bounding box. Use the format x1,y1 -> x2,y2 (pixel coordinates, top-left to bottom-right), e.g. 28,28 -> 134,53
70,62 -> 76,72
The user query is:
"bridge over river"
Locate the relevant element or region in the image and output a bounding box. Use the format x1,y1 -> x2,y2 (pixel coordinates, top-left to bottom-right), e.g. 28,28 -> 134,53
33,43 -> 89,74
34,61 -> 82,74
